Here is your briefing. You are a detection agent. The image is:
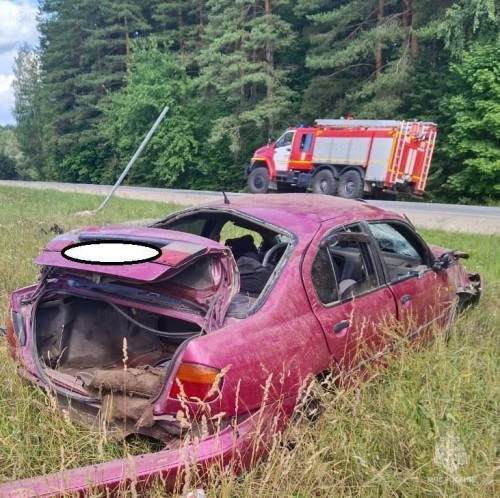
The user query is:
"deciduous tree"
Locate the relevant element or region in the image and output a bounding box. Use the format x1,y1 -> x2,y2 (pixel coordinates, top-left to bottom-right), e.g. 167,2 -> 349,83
439,43 -> 500,202
98,40 -> 198,187
12,44 -> 45,179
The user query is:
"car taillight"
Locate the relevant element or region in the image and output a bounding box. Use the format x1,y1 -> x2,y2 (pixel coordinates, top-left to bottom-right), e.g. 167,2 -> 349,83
169,363 -> 222,402
5,311 -> 18,359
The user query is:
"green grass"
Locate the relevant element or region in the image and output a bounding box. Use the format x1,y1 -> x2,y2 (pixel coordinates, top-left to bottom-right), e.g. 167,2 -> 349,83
0,186 -> 183,483
0,186 -> 498,496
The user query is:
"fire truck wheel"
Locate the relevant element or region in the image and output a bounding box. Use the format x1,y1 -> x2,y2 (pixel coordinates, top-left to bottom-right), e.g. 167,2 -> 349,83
248,168 -> 270,194
338,170 -> 364,199
312,170 -> 338,195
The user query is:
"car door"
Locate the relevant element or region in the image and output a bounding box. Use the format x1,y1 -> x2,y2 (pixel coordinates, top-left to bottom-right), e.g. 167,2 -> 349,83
366,220 -> 453,339
273,131 -> 295,171
302,224 -> 398,373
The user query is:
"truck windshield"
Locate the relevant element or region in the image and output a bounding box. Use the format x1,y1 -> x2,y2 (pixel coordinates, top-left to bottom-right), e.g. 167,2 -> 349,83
275,131 -> 294,148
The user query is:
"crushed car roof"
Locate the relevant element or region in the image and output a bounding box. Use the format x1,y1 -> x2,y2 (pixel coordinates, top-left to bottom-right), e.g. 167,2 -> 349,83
206,194 -> 402,235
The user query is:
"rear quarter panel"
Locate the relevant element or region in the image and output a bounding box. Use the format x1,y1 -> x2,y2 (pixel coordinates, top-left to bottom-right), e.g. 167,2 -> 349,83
154,252 -> 331,419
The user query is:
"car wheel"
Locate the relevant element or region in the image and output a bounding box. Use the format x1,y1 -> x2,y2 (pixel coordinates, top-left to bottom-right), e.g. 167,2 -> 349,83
338,170 -> 364,199
248,168 -> 270,194
293,379 -> 325,424
312,169 -> 338,195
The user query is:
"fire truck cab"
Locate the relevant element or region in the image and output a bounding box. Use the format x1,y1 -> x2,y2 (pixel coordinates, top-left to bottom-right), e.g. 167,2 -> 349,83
247,119 -> 437,198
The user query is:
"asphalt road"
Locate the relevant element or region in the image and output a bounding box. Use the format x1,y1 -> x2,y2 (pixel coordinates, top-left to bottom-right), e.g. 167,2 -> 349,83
1,180 -> 499,235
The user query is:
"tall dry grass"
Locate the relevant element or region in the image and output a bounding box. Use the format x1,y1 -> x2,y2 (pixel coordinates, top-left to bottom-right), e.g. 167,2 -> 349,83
0,186 -> 498,497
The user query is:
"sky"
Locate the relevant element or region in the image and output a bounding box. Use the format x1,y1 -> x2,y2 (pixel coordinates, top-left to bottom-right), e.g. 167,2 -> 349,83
0,0 -> 39,125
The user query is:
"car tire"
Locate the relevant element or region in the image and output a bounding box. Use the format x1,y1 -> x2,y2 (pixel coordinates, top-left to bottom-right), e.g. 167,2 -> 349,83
312,169 -> 338,195
338,170 -> 364,199
293,379 -> 325,424
248,168 -> 270,194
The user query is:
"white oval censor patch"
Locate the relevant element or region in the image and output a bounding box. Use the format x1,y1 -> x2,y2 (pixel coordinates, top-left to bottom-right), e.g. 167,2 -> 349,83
62,241 -> 161,265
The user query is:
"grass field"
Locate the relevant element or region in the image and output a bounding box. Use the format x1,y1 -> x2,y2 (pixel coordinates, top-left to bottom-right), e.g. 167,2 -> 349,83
0,186 -> 498,497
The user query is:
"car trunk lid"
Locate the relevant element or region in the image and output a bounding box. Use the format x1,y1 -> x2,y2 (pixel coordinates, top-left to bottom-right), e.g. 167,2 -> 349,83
35,226 -> 239,329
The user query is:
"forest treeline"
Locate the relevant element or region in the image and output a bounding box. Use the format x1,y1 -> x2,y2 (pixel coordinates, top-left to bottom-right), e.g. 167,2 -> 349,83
1,0 -> 499,203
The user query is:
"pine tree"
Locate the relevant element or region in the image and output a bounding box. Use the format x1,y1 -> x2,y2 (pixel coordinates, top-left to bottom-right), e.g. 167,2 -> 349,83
198,0 -> 295,172
150,0 -> 207,66
297,0 -> 431,118
38,0 -> 151,181
39,0 -> 87,177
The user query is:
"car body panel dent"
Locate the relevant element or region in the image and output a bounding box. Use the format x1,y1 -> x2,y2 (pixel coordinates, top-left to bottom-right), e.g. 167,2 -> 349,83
3,194 -> 482,495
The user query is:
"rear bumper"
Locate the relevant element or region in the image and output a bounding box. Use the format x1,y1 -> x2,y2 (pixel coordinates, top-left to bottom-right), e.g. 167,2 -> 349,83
0,406 -> 277,497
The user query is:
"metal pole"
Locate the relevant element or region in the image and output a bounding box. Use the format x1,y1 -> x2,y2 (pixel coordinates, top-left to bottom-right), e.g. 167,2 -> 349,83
95,105 -> 170,213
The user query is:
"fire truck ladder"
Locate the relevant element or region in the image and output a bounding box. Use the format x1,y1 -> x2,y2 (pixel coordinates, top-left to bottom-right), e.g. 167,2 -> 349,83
388,121 -> 409,186
415,125 -> 437,193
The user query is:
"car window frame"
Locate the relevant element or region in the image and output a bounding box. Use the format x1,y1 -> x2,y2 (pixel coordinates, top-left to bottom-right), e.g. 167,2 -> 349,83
310,223 -> 386,307
299,133 -> 313,151
150,207 -> 297,317
363,219 -> 435,285
275,131 -> 295,149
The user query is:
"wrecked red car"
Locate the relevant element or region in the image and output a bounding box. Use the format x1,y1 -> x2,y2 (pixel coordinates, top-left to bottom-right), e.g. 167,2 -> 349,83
2,194 -> 482,496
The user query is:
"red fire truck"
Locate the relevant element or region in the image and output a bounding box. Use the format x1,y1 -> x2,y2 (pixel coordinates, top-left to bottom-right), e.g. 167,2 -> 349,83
246,119 -> 437,198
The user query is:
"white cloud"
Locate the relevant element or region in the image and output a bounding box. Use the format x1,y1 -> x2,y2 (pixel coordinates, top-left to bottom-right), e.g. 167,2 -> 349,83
0,0 -> 39,125
0,74 -> 14,94
0,75 -> 14,124
0,1 -> 38,51
0,73 -> 14,92
0,48 -> 17,78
